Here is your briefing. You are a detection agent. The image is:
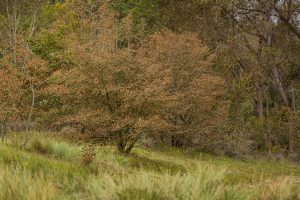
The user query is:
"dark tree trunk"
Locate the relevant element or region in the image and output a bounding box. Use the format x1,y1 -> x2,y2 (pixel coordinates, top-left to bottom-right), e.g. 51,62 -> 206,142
255,81 -> 272,154
272,66 -> 289,106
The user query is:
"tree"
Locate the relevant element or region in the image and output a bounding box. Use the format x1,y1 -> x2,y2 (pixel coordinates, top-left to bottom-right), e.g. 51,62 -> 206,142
46,2 -> 225,153
138,30 -> 226,147
47,4 -> 161,153
216,0 -> 300,153
0,0 -> 49,145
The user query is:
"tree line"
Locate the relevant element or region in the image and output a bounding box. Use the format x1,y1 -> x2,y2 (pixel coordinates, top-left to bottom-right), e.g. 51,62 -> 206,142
0,0 -> 300,158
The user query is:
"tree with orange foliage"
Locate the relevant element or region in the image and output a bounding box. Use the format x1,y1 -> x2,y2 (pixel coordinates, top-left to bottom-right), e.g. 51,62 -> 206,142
138,30 -> 226,147
47,3 -> 225,153
0,0 -> 49,144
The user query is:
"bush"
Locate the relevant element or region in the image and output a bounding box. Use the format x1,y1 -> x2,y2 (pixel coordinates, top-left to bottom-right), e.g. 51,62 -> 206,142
81,145 -> 96,166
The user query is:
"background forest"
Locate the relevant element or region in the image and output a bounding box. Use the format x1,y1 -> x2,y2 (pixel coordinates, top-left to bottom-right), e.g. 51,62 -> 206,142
0,0 -> 300,159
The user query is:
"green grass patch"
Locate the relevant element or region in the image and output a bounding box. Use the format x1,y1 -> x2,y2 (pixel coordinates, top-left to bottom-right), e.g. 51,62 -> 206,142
0,132 -> 299,199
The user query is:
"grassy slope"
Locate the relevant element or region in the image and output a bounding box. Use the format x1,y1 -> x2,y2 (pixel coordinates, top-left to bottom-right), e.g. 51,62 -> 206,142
0,133 -> 299,200
131,147 -> 300,183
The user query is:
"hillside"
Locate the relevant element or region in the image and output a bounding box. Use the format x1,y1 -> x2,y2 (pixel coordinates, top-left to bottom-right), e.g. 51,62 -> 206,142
0,133 -> 299,200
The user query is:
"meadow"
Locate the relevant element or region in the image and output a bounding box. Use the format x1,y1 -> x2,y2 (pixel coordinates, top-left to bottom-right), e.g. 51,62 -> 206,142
0,132 -> 298,200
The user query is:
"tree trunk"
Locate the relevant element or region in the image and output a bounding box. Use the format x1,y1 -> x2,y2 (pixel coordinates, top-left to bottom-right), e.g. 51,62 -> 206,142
255,81 -> 272,154
289,83 -> 296,154
27,82 -> 35,131
20,81 -> 35,149
272,66 -> 289,106
256,82 -> 264,119
265,15 -> 289,107
291,83 -> 296,112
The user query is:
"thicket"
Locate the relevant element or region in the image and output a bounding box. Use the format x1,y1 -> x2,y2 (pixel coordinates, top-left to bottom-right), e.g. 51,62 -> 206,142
0,0 -> 300,158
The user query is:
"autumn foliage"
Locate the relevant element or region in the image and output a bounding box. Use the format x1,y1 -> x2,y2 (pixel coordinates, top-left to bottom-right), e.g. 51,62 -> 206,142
39,4 -> 223,153
1,0 -> 300,156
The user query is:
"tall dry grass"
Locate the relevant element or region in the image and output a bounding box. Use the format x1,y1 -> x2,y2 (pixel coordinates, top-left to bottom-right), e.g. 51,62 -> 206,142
0,133 -> 299,200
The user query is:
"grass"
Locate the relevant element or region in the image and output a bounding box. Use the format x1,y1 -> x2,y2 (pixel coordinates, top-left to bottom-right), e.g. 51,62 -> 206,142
0,166 -> 58,200
86,166 -> 244,200
0,132 -> 299,200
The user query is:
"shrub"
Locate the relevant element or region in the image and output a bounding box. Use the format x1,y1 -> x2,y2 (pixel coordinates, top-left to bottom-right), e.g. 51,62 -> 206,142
81,145 -> 96,166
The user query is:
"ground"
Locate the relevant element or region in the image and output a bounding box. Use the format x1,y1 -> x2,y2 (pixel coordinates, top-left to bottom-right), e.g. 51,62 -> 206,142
0,132 -> 299,200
